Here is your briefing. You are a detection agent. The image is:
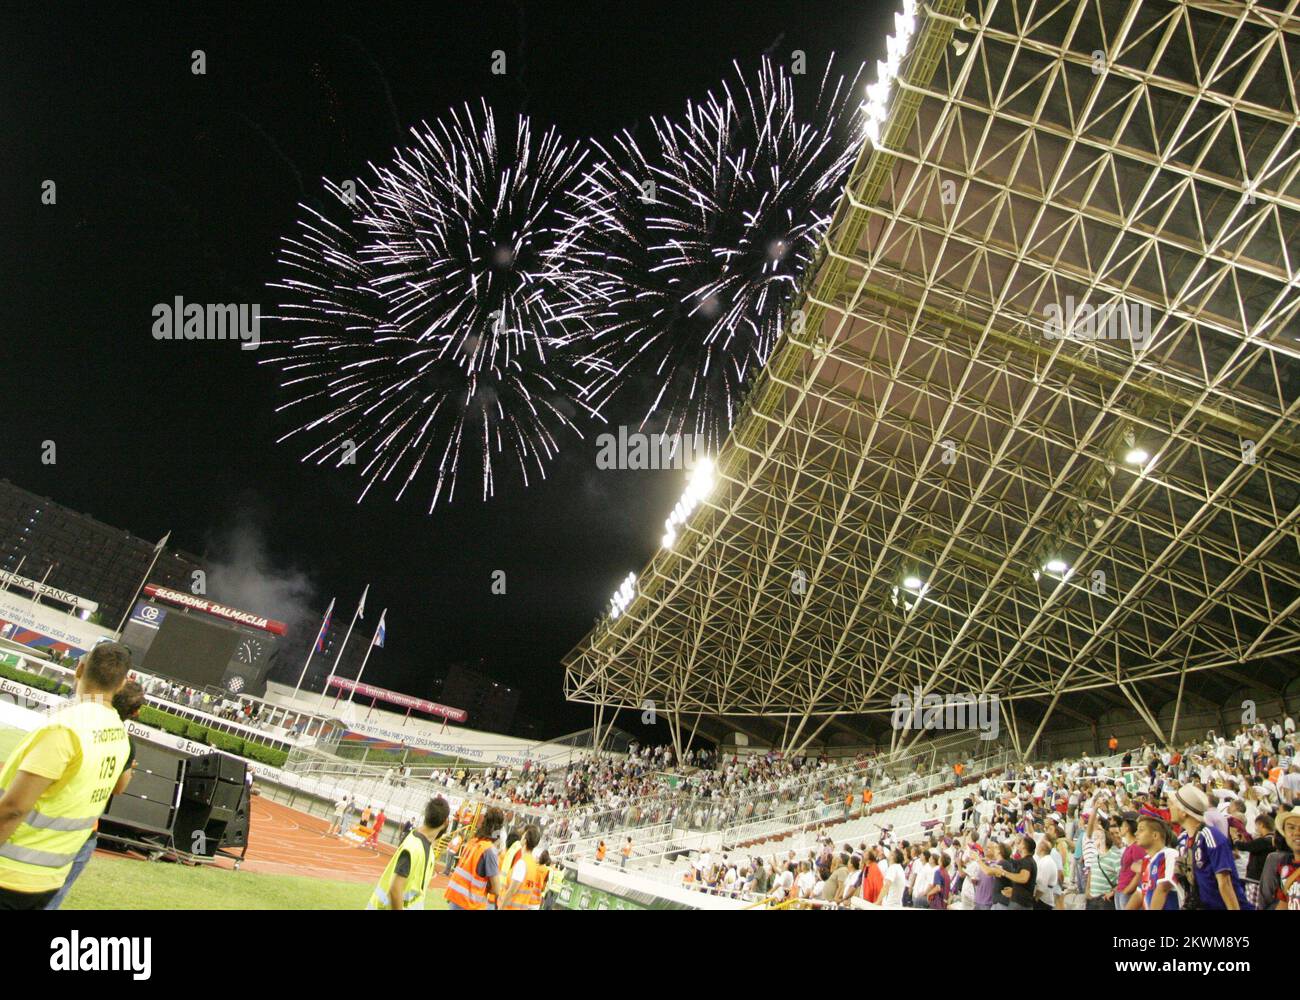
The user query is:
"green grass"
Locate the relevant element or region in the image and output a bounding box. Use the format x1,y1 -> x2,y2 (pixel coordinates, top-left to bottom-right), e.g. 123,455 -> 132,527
60,855 -> 377,910
59,855 -> 449,910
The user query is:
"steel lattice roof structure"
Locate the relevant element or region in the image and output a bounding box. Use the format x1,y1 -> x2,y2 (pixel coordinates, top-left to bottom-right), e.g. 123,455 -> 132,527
565,0 -> 1300,758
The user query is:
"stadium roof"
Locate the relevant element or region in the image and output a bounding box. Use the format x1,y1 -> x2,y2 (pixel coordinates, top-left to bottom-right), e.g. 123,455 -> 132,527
565,0 -> 1300,757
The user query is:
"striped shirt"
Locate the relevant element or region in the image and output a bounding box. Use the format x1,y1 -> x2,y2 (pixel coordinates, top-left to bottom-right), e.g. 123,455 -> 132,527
1088,846 -> 1122,897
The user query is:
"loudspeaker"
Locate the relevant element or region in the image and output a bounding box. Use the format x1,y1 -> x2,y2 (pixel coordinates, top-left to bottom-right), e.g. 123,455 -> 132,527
103,791 -> 176,834
174,807 -> 226,856
101,743 -> 185,839
183,776 -> 217,806
174,753 -> 250,855
210,779 -> 244,817
186,753 -> 246,783
223,787 -> 251,849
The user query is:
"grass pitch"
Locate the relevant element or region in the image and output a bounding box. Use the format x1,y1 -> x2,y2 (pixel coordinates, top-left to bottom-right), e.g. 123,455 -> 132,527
61,853 -> 378,910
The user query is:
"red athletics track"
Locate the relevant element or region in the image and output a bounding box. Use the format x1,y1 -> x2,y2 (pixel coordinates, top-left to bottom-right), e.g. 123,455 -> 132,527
206,796 -> 451,890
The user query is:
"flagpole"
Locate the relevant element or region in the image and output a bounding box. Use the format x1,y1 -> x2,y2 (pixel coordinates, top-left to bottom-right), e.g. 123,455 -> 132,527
117,532 -> 170,633
31,563 -> 55,608
346,609 -> 385,708
0,556 -> 27,595
292,597 -> 334,705
316,585 -> 367,714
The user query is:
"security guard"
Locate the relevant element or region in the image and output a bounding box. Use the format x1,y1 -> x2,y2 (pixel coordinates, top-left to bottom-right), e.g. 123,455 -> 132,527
366,796 -> 450,910
538,850 -> 564,910
500,827 -> 523,886
500,824 -> 545,910
0,642 -> 133,910
445,806 -> 505,910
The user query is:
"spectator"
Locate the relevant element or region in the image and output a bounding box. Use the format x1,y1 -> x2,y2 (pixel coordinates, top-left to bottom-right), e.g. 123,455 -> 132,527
1258,808 -> 1300,910
1169,784 -> 1251,910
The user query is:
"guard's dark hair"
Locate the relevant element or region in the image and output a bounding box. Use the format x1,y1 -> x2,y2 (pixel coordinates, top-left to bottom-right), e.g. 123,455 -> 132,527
424,796 -> 450,830
82,642 -> 132,691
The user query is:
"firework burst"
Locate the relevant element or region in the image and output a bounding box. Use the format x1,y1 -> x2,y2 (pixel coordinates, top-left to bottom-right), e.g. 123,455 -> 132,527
570,56 -> 865,448
263,101 -> 605,510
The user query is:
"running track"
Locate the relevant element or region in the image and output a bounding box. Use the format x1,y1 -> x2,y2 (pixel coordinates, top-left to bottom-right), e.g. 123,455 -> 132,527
207,796 -> 450,890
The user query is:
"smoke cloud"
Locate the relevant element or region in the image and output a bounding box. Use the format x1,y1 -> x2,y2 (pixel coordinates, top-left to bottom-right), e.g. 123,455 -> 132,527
203,514 -> 318,641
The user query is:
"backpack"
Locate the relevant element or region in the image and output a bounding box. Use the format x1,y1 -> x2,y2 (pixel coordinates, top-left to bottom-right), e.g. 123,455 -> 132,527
1175,842 -> 1202,910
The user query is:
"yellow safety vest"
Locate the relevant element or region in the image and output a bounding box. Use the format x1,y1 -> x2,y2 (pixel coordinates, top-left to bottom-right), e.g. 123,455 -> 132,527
546,864 -> 565,894
0,699 -> 130,894
367,830 -> 433,910
502,841 -> 522,880
501,850 -> 544,910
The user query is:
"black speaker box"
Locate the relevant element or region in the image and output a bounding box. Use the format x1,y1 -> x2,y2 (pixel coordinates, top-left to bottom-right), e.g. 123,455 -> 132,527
186,752 -> 244,782
100,742 -> 185,838
183,776 -> 217,805
223,796 -> 250,849
103,791 -> 176,834
210,779 -> 244,818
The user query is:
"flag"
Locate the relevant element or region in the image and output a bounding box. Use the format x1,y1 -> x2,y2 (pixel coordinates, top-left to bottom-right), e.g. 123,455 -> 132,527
314,598 -> 335,653
373,611 -> 386,648
356,584 -> 369,620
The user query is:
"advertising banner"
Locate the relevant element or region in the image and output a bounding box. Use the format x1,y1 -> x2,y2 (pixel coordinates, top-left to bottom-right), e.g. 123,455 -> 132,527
143,585 -> 287,636
0,590 -> 118,656
326,675 -> 467,722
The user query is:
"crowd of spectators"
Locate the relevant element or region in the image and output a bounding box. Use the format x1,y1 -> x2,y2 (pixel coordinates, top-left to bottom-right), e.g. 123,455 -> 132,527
690,716 -> 1298,910
135,674 -> 279,731
401,742 -> 919,849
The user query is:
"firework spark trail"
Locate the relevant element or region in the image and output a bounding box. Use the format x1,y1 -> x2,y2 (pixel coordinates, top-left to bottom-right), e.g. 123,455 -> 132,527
569,56 -> 865,449
263,100 -> 610,511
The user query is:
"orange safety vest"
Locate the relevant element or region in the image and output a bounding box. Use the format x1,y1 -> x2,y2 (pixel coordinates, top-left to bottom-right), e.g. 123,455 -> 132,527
596,843 -> 606,861
445,838 -> 497,910
501,851 -> 544,910
863,789 -> 873,804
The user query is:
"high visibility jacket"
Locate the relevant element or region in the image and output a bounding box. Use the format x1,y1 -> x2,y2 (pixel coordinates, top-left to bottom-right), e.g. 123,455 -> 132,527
501,841 -> 522,883
596,843 -> 606,861
445,837 -> 497,910
367,831 -> 433,910
501,850 -> 544,910
544,864 -> 565,896
0,699 -> 130,894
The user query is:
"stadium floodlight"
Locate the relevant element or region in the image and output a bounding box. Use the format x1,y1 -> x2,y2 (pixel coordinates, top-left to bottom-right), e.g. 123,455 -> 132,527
860,0 -> 924,149
902,574 -> 924,591
609,572 -> 637,620
1042,558 -> 1072,578
662,456 -> 715,548
688,456 -> 715,500
1124,446 -> 1150,467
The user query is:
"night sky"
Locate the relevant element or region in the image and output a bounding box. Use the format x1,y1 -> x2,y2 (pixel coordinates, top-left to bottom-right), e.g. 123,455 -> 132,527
2,1 -> 892,738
